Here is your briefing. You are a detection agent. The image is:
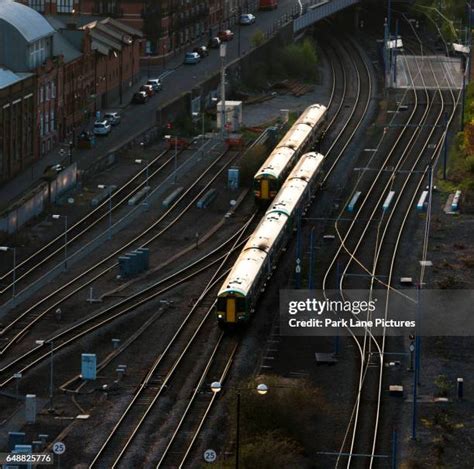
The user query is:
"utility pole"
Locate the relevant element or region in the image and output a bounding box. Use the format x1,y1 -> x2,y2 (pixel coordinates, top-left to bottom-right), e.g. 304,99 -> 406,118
220,44 -> 227,138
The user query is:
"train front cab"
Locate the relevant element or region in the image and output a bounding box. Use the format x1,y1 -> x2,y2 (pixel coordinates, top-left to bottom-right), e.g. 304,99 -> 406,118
216,292 -> 248,326
254,176 -> 278,204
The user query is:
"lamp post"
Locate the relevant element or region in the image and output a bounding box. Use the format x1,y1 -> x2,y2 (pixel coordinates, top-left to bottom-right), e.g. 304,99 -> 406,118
238,5 -> 242,57
13,372 -> 22,398
97,184 -> 115,239
219,44 -> 227,139
135,157 -> 150,209
211,381 -> 268,468
164,135 -> 178,183
35,339 -> 54,412
0,246 -> 16,299
68,141 -> 73,164
52,214 -> 68,270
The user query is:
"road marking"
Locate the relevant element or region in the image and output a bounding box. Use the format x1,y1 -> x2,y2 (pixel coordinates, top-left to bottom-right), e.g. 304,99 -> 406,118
158,69 -> 176,80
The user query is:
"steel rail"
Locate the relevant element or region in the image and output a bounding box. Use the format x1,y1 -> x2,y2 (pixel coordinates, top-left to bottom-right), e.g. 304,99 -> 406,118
88,210 -> 252,468
0,144 -> 235,355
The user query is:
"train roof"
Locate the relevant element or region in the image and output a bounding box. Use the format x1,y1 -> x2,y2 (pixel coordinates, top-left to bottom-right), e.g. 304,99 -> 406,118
268,152 -> 324,217
217,248 -> 267,297
267,178 -> 308,217
277,123 -> 313,151
243,211 -> 288,253
295,104 -> 327,126
287,152 -> 324,182
255,146 -> 295,180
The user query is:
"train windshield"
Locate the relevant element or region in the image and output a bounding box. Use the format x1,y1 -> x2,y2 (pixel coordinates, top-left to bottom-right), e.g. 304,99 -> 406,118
217,297 -> 227,311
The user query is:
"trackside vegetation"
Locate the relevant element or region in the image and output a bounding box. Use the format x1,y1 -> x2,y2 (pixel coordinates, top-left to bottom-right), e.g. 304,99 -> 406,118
437,82 -> 474,207
213,376 -> 326,468
243,38 -> 319,90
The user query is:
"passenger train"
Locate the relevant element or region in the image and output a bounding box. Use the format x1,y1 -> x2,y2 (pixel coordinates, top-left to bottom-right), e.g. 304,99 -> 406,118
217,152 -> 325,325
253,104 -> 326,203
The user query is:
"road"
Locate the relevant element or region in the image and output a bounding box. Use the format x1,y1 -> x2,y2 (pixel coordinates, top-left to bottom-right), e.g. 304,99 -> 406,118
0,0 -> 321,211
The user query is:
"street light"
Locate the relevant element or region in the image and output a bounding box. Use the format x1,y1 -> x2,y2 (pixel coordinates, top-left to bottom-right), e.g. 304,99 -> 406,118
164,135 -> 178,183
211,381 -> 268,468
52,214 -> 68,270
219,44 -> 227,139
97,184 -> 115,239
13,372 -> 22,399
35,339 -> 54,412
0,246 -> 16,299
135,158 -> 150,209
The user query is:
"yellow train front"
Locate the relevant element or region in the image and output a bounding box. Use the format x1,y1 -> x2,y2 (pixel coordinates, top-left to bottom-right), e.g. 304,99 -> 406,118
253,104 -> 326,204
218,152 -> 326,327
216,248 -> 268,325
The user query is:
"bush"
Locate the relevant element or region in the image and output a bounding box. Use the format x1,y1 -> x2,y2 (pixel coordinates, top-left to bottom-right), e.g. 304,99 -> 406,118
251,29 -> 266,48
238,143 -> 269,187
228,376 -> 325,449
280,39 -> 318,82
434,374 -> 451,397
240,433 -> 303,469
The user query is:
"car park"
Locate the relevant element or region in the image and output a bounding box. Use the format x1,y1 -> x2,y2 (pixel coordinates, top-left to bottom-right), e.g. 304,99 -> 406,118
193,45 -> 209,57
104,112 -> 121,126
240,13 -> 256,25
218,30 -> 234,41
208,36 -> 221,48
132,91 -> 148,104
184,52 -> 201,64
93,120 -> 112,136
139,84 -> 154,97
146,78 -> 162,91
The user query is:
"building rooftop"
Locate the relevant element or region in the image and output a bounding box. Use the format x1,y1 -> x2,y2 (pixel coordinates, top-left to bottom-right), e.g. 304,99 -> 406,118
0,0 -> 54,43
0,67 -> 32,89
81,17 -> 143,55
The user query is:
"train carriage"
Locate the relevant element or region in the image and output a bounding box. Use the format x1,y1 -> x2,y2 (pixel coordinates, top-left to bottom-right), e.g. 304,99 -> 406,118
217,151 -> 325,326
253,104 -> 326,204
217,212 -> 288,324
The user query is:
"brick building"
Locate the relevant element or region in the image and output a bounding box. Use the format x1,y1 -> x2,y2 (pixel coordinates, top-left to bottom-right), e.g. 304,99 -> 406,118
69,0 -> 226,57
0,70 -> 36,182
0,1 -> 143,184
0,0 -> 60,168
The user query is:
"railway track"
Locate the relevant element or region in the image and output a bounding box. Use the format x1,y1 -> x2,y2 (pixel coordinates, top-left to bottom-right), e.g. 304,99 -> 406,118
0,216 -> 256,388
0,143 -> 245,373
0,143 -> 192,300
87,215 -> 250,468
320,23 -> 460,468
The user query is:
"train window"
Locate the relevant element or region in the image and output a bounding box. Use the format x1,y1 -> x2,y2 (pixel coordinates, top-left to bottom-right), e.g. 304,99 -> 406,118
236,298 -> 246,312
217,298 -> 227,310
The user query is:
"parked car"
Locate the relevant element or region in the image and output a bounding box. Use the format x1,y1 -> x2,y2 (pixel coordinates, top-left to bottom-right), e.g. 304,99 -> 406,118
139,84 -> 154,97
104,112 -> 121,126
193,45 -> 209,57
146,78 -> 162,91
166,137 -> 189,150
77,130 -> 96,149
208,36 -> 221,48
93,120 -> 112,136
218,30 -> 234,41
132,91 -> 148,104
240,13 -> 256,25
184,51 -> 201,64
